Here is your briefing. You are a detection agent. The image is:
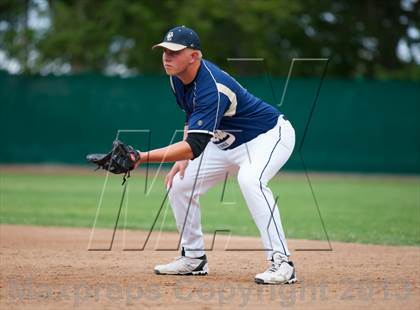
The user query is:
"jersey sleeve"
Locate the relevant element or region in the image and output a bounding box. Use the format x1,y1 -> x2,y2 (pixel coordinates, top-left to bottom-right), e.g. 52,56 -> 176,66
187,85 -> 229,136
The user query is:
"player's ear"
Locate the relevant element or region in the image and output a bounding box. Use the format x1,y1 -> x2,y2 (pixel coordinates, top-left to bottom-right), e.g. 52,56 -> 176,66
190,50 -> 198,63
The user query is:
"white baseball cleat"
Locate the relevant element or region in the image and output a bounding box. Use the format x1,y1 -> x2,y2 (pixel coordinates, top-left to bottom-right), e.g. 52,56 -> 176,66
255,252 -> 297,284
154,255 -> 208,275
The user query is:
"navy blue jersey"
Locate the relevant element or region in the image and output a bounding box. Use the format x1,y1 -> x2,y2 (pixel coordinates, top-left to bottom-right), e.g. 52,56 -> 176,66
170,59 -> 281,150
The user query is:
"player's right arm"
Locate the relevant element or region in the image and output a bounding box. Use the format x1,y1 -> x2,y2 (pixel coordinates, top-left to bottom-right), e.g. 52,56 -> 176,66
164,123 -> 190,188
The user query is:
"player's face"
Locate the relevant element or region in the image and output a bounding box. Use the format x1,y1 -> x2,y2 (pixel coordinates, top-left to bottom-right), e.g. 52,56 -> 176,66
162,48 -> 193,76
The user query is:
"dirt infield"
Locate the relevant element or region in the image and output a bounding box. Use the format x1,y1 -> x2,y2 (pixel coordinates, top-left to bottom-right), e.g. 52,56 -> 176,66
1,225 -> 419,309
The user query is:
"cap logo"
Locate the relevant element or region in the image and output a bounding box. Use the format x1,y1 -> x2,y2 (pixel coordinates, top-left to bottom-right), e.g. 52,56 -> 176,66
166,32 -> 174,41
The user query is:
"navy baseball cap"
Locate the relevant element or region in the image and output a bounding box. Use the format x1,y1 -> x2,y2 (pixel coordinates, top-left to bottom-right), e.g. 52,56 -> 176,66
153,26 -> 201,51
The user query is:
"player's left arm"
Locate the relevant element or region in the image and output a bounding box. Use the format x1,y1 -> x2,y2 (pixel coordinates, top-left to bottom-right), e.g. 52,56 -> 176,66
138,140 -> 193,164
137,131 -> 212,164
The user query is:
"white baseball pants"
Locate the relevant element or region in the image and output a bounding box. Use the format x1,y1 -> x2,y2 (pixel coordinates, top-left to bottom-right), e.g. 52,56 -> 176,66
168,115 -> 295,260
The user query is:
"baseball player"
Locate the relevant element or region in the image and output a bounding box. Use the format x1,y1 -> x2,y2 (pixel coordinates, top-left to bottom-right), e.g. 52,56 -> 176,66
135,26 -> 296,284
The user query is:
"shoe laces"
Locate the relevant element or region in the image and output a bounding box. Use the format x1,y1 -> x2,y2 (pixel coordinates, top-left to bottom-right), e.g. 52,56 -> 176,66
174,256 -> 189,262
173,256 -> 197,269
268,262 -> 281,273
267,259 -> 288,273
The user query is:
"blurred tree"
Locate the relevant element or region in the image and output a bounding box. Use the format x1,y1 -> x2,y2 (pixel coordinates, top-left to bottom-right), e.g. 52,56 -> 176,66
0,0 -> 34,74
301,0 -> 420,78
0,0 -> 418,78
37,0 -> 181,74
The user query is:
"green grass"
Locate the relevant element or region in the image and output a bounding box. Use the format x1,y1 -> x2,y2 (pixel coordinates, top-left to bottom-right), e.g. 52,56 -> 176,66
0,170 -> 419,246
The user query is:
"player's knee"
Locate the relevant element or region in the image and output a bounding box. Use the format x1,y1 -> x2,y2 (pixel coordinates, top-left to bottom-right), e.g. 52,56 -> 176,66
169,174 -> 193,199
237,170 -> 260,192
168,176 -> 182,200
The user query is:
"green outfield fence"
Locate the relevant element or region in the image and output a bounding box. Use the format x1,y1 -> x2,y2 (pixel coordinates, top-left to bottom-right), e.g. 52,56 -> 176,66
0,72 -> 419,174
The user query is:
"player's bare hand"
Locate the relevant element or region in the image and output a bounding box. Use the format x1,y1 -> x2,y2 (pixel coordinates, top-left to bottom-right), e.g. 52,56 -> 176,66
165,160 -> 189,188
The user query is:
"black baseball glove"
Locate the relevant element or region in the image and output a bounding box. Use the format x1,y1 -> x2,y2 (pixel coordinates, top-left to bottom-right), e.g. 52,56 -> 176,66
86,140 -> 141,184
